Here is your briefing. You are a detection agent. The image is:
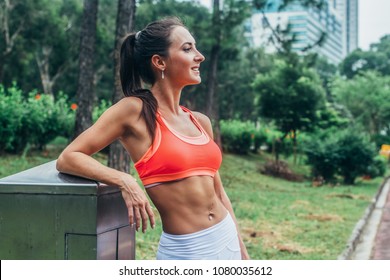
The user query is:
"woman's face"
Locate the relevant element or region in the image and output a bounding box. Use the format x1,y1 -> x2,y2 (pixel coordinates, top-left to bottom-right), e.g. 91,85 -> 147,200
165,26 -> 205,86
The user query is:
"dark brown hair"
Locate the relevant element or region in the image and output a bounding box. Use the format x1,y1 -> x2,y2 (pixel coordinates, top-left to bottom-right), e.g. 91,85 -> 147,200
120,17 -> 185,140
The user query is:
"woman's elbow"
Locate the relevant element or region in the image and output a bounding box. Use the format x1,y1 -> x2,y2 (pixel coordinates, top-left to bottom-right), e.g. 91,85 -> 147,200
56,152 -> 68,173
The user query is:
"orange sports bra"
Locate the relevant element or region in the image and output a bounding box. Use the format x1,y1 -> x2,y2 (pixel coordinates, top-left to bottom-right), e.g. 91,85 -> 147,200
134,106 -> 222,188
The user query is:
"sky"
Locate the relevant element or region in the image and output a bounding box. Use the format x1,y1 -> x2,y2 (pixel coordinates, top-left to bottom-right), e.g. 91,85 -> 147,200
198,0 -> 390,50
359,0 -> 390,50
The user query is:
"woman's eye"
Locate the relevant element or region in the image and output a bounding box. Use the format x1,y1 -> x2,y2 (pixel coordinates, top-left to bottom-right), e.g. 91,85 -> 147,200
184,48 -> 192,52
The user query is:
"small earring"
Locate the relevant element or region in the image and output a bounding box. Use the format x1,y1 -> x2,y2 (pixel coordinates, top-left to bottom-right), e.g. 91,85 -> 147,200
161,70 -> 165,80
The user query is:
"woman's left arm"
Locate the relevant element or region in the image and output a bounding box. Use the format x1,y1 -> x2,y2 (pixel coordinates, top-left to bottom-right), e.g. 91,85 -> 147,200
193,111 -> 250,260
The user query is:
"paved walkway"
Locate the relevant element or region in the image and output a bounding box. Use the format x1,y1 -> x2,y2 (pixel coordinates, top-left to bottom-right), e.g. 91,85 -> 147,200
371,179 -> 390,259
349,178 -> 390,259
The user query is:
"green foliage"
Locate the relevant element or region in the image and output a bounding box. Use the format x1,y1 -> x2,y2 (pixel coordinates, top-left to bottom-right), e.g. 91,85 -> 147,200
0,84 -> 24,152
252,59 -> 326,161
372,133 -> 390,150
332,71 -> 390,137
303,130 -> 341,182
253,60 -> 326,134
220,119 -> 267,154
365,156 -> 388,179
340,35 -> 390,79
303,53 -> 338,97
304,128 -> 379,184
219,48 -> 275,121
336,130 -> 376,185
314,102 -> 351,130
0,83 -> 114,154
0,0 -> 82,96
0,83 -> 75,153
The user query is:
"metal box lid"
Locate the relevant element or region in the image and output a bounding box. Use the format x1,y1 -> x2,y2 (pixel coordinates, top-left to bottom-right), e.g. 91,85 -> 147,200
0,160 -> 102,195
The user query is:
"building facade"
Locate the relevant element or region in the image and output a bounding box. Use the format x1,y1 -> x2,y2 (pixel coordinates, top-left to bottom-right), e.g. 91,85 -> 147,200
330,0 -> 358,55
246,0 -> 355,64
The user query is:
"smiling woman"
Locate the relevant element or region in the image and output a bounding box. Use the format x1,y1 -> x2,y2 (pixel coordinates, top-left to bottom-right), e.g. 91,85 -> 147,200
56,17 -> 249,260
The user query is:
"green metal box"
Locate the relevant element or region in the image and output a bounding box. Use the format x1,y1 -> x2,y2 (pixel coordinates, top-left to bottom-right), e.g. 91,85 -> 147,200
0,160 -> 135,260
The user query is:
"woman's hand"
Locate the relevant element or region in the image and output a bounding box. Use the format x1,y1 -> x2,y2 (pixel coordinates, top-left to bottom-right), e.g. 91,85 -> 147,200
119,175 -> 155,233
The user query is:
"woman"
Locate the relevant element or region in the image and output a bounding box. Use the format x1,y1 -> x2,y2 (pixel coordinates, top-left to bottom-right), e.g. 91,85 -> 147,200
56,17 -> 249,260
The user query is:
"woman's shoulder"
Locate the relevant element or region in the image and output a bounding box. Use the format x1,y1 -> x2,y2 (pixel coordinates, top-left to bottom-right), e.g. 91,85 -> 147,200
99,96 -> 144,128
109,96 -> 143,118
115,96 -> 143,112
191,111 -> 211,124
190,110 -> 213,138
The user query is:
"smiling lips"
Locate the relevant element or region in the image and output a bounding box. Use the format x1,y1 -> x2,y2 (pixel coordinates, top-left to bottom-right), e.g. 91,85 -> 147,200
192,66 -> 200,74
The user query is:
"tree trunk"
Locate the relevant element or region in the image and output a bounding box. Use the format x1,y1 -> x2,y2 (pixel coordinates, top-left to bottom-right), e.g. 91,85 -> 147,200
292,129 -> 297,164
1,0 -> 24,83
35,46 -> 69,96
0,56 -> 6,84
74,0 -> 98,138
35,47 -> 53,95
107,0 -> 136,173
205,0 -> 222,148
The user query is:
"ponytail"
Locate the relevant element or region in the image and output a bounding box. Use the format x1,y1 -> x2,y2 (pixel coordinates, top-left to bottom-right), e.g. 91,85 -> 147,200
120,34 -> 158,141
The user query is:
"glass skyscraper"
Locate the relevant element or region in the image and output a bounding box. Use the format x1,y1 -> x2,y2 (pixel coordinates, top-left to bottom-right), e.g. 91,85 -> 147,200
246,0 -> 358,64
330,0 -> 359,55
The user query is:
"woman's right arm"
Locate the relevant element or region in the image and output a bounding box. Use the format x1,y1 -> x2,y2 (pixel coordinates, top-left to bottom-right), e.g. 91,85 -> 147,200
56,98 -> 155,233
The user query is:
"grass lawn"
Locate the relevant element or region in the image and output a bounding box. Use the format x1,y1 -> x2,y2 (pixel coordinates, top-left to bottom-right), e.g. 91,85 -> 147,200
0,138 -> 386,260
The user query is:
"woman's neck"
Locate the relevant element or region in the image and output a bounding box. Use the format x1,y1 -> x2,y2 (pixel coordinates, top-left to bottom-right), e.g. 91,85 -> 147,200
151,83 -> 183,115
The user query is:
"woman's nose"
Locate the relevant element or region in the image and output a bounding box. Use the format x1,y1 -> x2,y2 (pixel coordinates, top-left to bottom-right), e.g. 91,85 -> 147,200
195,50 -> 205,62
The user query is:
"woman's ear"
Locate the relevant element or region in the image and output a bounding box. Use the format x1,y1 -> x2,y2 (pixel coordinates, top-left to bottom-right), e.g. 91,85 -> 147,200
151,54 -> 166,71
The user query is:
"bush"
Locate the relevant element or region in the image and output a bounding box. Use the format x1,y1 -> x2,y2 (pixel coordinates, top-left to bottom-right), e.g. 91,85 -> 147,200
0,84 -> 24,152
372,133 -> 390,151
337,131 -> 376,184
365,155 -> 388,179
0,84 -> 75,153
220,120 -> 267,154
304,132 -> 341,183
303,128 -> 379,184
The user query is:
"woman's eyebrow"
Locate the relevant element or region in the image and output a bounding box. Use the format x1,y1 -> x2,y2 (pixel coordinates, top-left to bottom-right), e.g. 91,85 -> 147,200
181,41 -> 196,47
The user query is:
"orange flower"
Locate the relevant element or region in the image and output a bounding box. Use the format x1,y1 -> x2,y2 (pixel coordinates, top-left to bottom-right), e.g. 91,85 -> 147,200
71,103 -> 78,110
35,94 -> 41,100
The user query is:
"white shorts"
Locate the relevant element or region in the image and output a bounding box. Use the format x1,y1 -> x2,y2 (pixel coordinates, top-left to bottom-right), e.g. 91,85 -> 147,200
156,212 -> 241,260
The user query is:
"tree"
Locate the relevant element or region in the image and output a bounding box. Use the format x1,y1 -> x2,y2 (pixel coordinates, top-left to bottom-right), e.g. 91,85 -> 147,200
205,0 -> 222,146
205,0 -> 252,147
303,53 -> 338,100
253,58 -> 326,160
332,71 -> 390,137
0,0 -> 24,82
74,0 -> 98,137
31,0 -> 81,95
219,47 -> 274,121
340,35 -> 390,79
107,0 -> 136,173
0,0 -> 82,95
91,0 -> 117,100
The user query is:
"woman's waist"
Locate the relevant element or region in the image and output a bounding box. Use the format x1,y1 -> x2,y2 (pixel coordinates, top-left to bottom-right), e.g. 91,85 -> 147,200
158,201 -> 228,235
146,176 -> 227,234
